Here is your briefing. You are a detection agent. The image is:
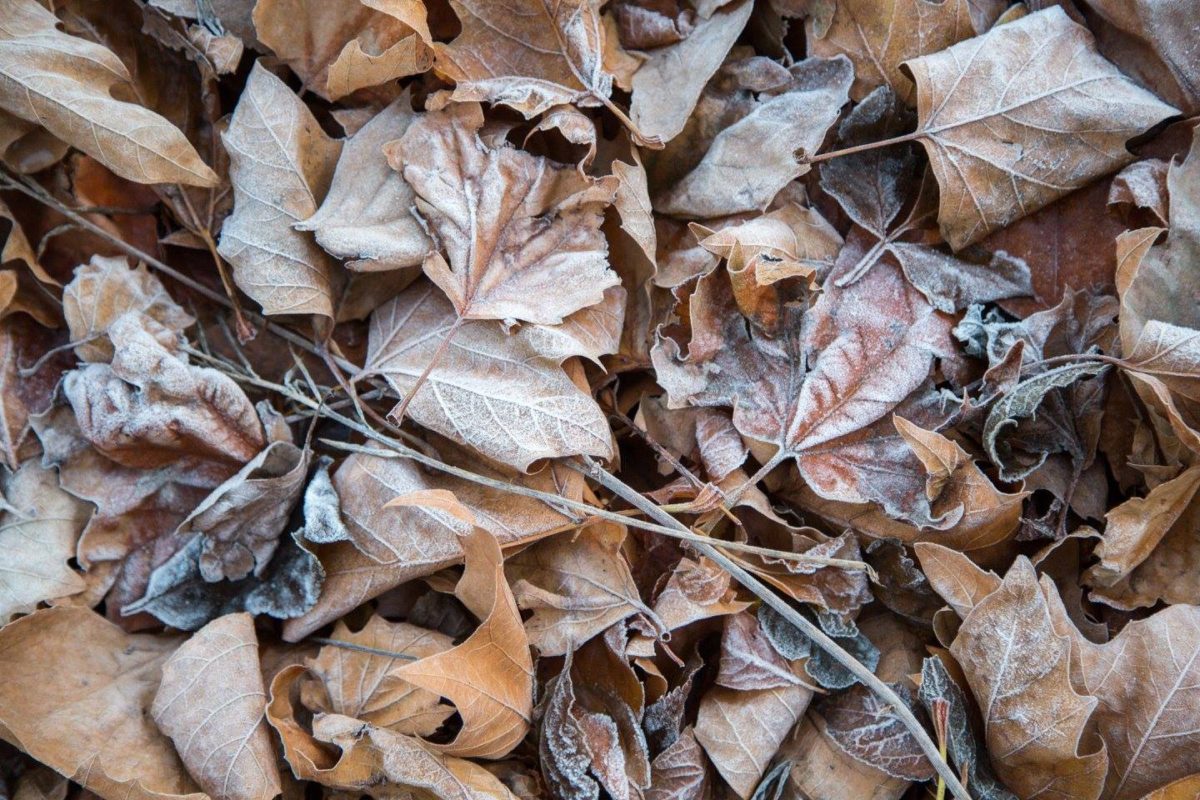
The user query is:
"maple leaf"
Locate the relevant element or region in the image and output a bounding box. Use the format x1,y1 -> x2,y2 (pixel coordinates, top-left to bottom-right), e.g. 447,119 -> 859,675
905,6 -> 1178,249
0,0 -> 218,187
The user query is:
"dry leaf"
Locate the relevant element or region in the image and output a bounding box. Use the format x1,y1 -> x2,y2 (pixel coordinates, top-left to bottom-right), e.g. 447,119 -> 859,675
218,62 -> 342,318
905,7 -> 1178,249
386,103 -> 618,325
152,613 -> 281,800
0,0 -> 217,187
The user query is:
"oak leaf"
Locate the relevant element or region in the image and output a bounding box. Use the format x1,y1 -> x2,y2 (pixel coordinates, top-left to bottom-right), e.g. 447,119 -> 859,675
385,103 -> 619,325
0,0 -> 217,187
905,6 -> 1178,249
152,613 -> 281,800
218,62 -> 342,319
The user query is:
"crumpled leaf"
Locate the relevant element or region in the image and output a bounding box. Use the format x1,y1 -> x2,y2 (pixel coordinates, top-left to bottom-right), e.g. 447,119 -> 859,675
507,521 -> 650,657
392,526 -> 534,759
807,0 -> 972,104
284,445 -> 583,641
253,0 -> 432,100
300,616 -> 454,736
646,728 -> 708,800
62,255 -> 194,363
694,682 -> 812,799
218,62 -> 342,319
760,605 -> 881,691
386,103 -> 618,325
948,558 -> 1107,800
0,607 -> 205,800
297,95 -> 430,272
654,56 -> 853,219
905,6 -> 1178,249
0,460 -> 90,622
434,0 -> 613,119
151,613 -> 281,800
361,280 -> 613,469
0,0 -> 217,187
62,316 -> 265,469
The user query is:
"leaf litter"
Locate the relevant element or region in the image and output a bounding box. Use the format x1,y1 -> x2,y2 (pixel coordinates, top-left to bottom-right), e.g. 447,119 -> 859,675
0,2 -> 1197,800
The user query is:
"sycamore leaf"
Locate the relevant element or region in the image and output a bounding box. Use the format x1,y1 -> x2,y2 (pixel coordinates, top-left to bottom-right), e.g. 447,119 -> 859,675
0,607 -> 205,800
434,0 -> 615,122
0,460 -> 90,622
694,684 -> 812,799
62,256 -> 194,364
297,95 -> 430,272
905,7 -> 1178,250
301,616 -> 454,736
507,521 -> 650,657
385,103 -> 618,325
949,558 -> 1107,800
362,281 -> 613,469
253,0 -> 432,101
218,62 -> 342,319
807,0 -> 973,104
152,613 -> 281,800
394,527 -> 534,759
0,0 -> 217,187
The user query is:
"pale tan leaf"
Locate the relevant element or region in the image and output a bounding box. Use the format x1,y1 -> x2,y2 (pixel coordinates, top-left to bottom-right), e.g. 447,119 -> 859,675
0,607 -> 205,800
362,281 -> 613,469
300,616 -> 454,736
296,95 -> 431,272
253,0 -> 432,100
807,0 -> 973,104
394,527 -> 534,759
914,542 -> 1001,619
507,521 -> 649,656
434,0 -> 612,118
385,103 -> 618,325
152,613 -> 281,800
950,558 -> 1107,800
283,447 -> 582,641
694,684 -> 812,799
611,154 -> 657,264
218,62 -> 342,318
0,0 -> 217,187
63,255 -> 194,363
905,6 -> 1178,249
0,460 -> 89,622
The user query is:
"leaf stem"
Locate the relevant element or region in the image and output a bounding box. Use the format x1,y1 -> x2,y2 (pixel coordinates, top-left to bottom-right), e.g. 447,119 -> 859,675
804,130 -> 924,165
309,637 -> 418,661
388,317 -> 465,425
570,456 -> 973,800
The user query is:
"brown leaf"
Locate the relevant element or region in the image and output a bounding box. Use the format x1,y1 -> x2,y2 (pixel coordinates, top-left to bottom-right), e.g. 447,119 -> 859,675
62,316 -> 265,469
393,527 -> 534,759
0,460 -> 90,622
253,0 -> 432,100
385,103 -> 618,325
361,280 -> 613,469
62,255 -> 194,363
507,521 -> 650,657
301,616 -> 454,736
807,0 -> 972,104
654,57 -> 853,219
905,6 -> 1177,249
0,607 -> 204,800
915,542 -> 1001,618
716,611 -> 806,691
218,62 -> 342,319
434,0 -> 613,120
949,557 -> 1107,800
283,446 -> 582,641
815,682 -> 935,781
152,613 -> 281,800
0,0 -> 217,187
296,96 -> 431,272
646,728 -> 709,800
694,683 -> 812,798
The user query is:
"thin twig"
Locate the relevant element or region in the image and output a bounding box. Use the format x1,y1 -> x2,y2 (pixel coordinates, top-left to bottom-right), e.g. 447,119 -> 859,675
570,456 -> 972,800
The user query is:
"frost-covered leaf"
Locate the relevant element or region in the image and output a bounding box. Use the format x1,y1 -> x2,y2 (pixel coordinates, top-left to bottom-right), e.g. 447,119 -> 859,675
815,682 -> 935,781
152,613 -> 281,800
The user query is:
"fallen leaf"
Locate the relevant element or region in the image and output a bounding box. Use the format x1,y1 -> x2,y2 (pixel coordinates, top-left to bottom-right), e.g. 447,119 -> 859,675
815,682 -> 935,781
152,613 -> 281,800
218,62 -> 342,319
905,6 -> 1178,249
0,0 -> 217,187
